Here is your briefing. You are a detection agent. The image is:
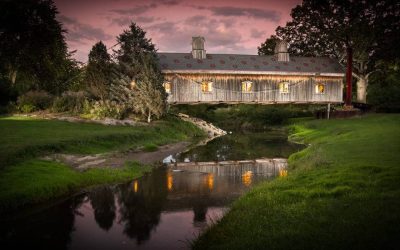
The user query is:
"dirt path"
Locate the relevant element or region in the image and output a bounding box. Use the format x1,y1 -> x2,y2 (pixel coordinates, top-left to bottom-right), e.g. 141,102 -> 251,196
43,141 -> 191,171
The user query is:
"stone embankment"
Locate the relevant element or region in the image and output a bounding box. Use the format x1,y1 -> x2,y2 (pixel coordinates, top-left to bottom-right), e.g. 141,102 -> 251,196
177,113 -> 227,138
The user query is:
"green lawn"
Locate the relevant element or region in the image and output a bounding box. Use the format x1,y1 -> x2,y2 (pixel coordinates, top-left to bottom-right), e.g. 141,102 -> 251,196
0,115 -> 203,167
194,114 -> 400,250
0,115 -> 204,211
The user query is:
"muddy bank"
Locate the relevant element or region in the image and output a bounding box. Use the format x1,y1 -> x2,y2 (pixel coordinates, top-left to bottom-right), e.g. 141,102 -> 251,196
44,141 -> 191,170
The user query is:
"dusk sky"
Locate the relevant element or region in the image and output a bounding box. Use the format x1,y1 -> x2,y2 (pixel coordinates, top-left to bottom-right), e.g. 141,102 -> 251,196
54,0 -> 301,62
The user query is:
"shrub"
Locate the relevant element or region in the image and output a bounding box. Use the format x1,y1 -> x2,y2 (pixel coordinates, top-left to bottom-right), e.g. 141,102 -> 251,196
52,91 -> 88,114
17,90 -> 53,112
89,100 -> 128,120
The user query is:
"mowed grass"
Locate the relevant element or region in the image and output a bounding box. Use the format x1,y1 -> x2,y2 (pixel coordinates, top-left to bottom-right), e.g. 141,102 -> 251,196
0,160 -> 151,211
0,115 -> 203,167
0,115 -> 204,211
194,114 -> 400,250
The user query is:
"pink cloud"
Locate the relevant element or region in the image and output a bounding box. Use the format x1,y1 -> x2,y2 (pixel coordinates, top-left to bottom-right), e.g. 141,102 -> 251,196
54,0 -> 301,62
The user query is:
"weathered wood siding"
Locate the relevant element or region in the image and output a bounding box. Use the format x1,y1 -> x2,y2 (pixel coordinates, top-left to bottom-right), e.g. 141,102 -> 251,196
164,74 -> 343,104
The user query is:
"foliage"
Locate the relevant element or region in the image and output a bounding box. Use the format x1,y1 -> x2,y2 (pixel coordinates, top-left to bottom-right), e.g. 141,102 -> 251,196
114,22 -> 156,78
133,53 -> 167,122
85,41 -> 113,100
171,104 -> 312,130
367,60 -> 400,112
0,0 -> 80,95
17,90 -> 53,112
274,0 -> 400,103
194,114 -> 400,250
0,78 -> 17,105
89,100 -> 128,120
258,35 -> 280,55
52,91 -> 89,114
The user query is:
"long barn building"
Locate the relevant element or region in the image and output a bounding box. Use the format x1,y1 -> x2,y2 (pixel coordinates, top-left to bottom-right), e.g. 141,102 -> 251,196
158,37 -> 344,104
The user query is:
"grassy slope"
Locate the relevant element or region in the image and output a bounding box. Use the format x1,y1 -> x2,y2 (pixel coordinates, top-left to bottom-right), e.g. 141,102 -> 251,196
0,115 -> 204,211
194,114 -> 400,250
0,116 -> 203,167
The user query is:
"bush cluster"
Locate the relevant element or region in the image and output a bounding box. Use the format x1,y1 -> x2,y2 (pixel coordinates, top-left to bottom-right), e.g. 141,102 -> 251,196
17,90 -> 53,113
89,100 -> 129,120
52,91 -> 89,114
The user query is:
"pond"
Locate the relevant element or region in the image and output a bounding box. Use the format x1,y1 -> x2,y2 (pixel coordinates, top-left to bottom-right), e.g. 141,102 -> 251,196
0,130 -> 304,249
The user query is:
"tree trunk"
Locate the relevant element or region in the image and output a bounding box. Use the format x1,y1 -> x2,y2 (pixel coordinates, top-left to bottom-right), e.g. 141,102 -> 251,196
356,76 -> 368,103
147,110 -> 152,123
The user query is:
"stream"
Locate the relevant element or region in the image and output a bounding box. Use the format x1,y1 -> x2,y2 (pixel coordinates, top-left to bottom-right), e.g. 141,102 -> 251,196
0,130 -> 304,250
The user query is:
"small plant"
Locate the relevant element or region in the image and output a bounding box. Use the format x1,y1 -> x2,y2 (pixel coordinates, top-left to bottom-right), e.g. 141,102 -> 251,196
17,90 -> 53,112
20,104 -> 36,113
143,143 -> 158,152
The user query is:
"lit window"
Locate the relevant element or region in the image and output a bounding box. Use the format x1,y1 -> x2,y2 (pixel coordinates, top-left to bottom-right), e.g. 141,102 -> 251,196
315,83 -> 325,94
201,81 -> 213,93
163,81 -> 171,93
279,82 -> 290,93
242,81 -> 252,92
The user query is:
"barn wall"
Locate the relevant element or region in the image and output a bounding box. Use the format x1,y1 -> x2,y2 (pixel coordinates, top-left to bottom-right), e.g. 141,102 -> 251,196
164,73 -> 343,104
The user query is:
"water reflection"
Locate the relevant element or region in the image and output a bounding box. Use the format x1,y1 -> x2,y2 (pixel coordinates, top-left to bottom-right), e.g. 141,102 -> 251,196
0,130 -> 304,249
178,130 -> 303,162
89,186 -> 116,231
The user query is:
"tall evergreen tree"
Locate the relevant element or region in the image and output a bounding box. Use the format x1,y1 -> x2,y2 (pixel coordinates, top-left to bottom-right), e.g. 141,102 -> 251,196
0,0 -> 75,95
86,41 -> 112,100
114,22 -> 156,78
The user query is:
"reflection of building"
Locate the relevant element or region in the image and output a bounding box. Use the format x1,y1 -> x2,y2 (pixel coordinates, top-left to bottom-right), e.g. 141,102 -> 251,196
159,37 -> 344,104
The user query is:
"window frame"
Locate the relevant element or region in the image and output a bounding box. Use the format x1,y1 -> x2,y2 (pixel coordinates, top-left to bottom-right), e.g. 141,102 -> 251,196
201,81 -> 213,93
241,81 -> 253,93
279,82 -> 290,94
315,83 -> 326,94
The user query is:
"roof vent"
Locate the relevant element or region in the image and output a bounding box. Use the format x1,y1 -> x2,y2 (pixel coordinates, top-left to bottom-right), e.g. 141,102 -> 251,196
192,36 -> 206,59
274,40 -> 290,62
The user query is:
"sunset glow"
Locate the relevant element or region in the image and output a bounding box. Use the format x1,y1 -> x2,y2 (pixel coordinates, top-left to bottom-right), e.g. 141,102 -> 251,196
54,0 -> 301,62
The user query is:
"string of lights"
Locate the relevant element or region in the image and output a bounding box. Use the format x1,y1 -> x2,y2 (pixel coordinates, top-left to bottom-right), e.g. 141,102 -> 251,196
172,73 -> 319,94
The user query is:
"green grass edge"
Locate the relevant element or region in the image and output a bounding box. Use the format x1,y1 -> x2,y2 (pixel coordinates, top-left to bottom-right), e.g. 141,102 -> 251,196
193,114 -> 400,250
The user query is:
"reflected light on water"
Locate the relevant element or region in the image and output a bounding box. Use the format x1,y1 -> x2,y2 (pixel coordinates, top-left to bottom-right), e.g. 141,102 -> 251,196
133,180 -> 138,193
242,171 -> 253,186
279,169 -> 288,177
167,172 -> 173,191
207,173 -> 214,190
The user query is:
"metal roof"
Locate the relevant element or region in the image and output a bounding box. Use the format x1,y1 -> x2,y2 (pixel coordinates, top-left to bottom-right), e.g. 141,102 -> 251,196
157,53 -> 344,76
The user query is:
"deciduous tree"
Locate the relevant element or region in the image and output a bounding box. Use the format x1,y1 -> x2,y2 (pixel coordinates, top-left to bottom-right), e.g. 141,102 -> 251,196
275,0 -> 400,103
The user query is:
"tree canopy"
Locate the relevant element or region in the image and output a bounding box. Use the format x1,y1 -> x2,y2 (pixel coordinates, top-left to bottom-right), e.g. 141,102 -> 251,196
114,22 -> 157,78
258,35 -> 280,56
274,0 -> 400,103
0,0 -> 76,95
86,41 -> 112,100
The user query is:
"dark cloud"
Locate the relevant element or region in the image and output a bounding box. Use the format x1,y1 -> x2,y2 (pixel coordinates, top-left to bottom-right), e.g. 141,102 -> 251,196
58,15 -> 112,42
193,6 -> 281,22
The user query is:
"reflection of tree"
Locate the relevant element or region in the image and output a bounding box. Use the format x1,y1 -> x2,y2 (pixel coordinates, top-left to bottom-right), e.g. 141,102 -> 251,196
179,131 -> 304,162
89,186 -> 116,231
0,195 -> 84,250
193,198 -> 208,222
116,168 -> 168,245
